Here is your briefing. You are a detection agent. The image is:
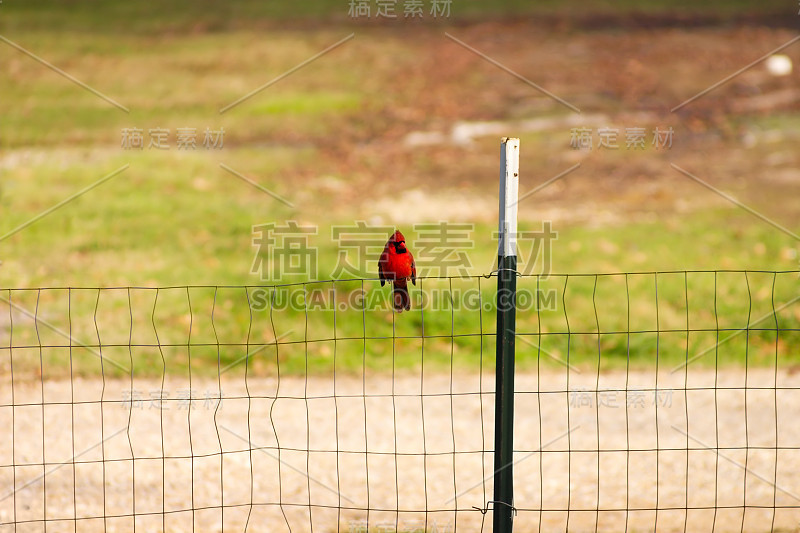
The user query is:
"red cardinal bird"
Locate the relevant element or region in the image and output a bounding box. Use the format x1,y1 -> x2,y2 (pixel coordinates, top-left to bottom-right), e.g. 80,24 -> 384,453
379,230 -> 416,312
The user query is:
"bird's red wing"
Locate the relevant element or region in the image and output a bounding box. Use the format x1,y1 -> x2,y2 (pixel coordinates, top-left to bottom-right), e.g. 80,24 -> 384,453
411,256 -> 416,286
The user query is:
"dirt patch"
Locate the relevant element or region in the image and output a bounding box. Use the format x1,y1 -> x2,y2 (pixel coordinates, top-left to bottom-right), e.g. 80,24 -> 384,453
1,369 -> 798,532
306,23 -> 800,229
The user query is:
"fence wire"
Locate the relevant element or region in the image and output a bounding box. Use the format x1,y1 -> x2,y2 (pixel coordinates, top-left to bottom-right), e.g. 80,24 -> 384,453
0,269 -> 798,532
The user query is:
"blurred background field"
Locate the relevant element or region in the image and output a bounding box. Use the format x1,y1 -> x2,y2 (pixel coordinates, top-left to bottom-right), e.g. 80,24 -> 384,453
0,0 -> 798,378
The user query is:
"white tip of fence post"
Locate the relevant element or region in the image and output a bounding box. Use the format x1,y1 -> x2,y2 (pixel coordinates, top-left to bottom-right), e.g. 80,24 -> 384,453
498,137 -> 520,259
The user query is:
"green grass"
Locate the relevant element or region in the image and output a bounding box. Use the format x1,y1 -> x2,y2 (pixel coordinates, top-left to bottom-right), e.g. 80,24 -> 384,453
1,30 -> 369,148
3,208 -> 798,381
4,270 -> 799,380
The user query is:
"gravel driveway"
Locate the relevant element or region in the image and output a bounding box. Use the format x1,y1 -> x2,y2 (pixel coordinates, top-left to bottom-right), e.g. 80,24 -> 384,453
1,368 -> 798,532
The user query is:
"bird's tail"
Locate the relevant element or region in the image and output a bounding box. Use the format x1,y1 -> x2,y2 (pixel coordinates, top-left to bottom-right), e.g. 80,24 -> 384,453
392,281 -> 411,312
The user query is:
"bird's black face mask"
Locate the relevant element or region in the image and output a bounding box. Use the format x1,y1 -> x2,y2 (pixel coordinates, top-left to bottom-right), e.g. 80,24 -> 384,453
393,241 -> 407,254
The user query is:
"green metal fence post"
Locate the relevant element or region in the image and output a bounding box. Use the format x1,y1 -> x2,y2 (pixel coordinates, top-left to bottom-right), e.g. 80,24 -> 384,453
493,137 -> 519,533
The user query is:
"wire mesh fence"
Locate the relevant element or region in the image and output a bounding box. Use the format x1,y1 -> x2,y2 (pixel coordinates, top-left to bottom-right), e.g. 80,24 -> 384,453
0,269 -> 798,532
